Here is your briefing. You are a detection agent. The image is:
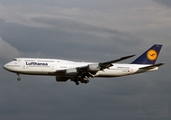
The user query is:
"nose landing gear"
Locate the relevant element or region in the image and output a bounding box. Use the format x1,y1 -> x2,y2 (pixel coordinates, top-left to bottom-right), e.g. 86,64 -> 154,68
17,74 -> 21,81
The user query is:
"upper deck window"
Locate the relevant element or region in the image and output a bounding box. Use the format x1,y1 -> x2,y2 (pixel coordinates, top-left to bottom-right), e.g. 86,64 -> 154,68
13,59 -> 17,61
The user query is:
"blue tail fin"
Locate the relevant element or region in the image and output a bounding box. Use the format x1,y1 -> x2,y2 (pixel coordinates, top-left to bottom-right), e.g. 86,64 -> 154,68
131,44 -> 162,64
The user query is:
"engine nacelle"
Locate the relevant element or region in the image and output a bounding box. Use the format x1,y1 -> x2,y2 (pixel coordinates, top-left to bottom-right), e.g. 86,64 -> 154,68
56,76 -> 69,82
88,64 -> 100,72
65,68 -> 78,76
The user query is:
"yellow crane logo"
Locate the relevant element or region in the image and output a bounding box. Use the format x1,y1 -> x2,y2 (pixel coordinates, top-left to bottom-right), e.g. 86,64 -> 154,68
147,49 -> 157,61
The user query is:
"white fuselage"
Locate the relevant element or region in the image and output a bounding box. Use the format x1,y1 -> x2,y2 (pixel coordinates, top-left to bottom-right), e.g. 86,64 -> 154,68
3,58 -> 158,77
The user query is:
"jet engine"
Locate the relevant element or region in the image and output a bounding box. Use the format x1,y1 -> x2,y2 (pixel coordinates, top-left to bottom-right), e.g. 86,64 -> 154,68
56,76 -> 69,82
65,68 -> 78,76
88,64 -> 100,72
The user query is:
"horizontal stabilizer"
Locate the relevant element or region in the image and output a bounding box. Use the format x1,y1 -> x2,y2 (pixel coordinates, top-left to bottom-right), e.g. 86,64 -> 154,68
139,62 -> 165,70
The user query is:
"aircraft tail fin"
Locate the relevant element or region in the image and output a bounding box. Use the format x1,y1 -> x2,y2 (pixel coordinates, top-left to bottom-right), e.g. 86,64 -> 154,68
131,44 -> 162,64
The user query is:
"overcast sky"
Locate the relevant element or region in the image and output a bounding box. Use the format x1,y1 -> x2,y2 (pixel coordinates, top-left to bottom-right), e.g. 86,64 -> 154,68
0,0 -> 171,120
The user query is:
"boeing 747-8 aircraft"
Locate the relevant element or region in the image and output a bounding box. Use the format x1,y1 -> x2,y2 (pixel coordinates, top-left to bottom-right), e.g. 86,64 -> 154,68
3,44 -> 165,85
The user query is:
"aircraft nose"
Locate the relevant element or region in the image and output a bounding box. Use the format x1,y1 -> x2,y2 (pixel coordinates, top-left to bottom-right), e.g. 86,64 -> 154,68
3,63 -> 11,71
3,64 -> 8,70
3,64 -> 12,71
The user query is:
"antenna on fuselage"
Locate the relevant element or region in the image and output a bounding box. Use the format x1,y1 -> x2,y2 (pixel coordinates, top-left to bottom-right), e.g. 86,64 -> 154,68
36,52 -> 41,58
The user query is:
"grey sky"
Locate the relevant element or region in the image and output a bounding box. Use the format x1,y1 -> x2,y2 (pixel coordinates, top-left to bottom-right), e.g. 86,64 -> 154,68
0,0 -> 171,120
154,0 -> 171,7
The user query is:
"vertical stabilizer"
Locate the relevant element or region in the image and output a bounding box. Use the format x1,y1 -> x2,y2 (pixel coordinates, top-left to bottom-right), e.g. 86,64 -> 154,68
131,44 -> 162,64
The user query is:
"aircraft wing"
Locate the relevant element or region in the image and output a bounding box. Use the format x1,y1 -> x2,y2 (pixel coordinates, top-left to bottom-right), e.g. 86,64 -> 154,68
139,62 -> 165,70
55,54 -> 135,76
98,54 -> 135,70
54,54 -> 135,84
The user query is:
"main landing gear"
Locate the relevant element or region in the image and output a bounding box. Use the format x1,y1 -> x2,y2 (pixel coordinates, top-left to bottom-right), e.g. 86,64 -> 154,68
75,81 -> 79,85
74,77 -> 90,85
17,74 -> 21,81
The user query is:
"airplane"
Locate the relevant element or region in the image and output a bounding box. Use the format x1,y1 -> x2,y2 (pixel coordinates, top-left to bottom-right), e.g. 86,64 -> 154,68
3,44 -> 165,85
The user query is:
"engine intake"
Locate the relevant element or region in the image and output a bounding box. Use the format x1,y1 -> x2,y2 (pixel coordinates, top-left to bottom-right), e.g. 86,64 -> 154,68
65,68 -> 78,76
88,64 -> 100,72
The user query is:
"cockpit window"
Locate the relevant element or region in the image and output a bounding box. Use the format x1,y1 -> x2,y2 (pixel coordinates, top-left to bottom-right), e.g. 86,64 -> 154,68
13,59 -> 17,61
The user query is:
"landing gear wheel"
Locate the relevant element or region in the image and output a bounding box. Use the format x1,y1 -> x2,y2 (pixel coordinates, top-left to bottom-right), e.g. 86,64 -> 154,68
17,74 -> 21,81
85,80 -> 89,84
17,77 -> 21,81
75,81 -> 79,85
